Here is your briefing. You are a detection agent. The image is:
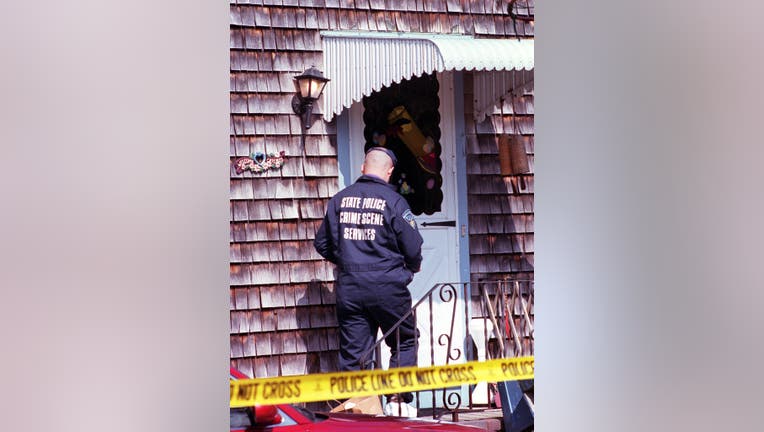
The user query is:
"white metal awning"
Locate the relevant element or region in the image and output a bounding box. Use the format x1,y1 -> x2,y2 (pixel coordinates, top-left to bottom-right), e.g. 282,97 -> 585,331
320,31 -> 534,122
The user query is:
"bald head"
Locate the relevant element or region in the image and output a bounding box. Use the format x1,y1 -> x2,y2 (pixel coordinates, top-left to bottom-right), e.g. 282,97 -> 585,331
362,148 -> 395,181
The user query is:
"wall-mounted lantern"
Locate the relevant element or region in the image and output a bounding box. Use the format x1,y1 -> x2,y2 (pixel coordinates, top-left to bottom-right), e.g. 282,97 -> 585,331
291,66 -> 329,129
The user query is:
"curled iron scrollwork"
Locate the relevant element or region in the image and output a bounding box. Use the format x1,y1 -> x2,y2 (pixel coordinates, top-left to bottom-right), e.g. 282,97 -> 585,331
438,334 -> 462,361
443,389 -> 463,412
435,284 -> 462,361
438,283 -> 456,303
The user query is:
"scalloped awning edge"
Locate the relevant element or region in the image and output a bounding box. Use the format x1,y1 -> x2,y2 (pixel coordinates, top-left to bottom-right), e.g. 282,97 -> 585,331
320,31 -> 534,122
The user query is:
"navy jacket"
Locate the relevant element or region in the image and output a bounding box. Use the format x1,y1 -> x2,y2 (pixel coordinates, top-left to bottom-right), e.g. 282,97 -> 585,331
314,174 -> 423,273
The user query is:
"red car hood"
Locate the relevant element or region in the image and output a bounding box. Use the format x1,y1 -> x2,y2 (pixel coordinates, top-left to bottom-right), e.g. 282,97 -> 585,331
316,411 -> 484,431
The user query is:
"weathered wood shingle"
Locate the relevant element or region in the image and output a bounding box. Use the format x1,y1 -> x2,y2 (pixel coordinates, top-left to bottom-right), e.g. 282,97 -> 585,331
464,73 -> 534,282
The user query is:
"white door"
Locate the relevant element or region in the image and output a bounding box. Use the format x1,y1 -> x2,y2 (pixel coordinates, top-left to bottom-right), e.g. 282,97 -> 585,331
348,72 -> 466,377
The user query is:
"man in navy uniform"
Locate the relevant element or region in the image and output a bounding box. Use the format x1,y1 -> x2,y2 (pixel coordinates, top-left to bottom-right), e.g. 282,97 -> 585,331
314,147 -> 422,403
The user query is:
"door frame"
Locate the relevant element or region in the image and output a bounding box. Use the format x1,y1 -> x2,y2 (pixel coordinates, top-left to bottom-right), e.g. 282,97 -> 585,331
334,71 -> 470,284
452,71 -> 470,284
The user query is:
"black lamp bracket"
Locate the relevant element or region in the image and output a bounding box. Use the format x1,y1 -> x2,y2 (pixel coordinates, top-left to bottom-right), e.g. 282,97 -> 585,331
291,94 -> 305,115
292,94 -> 315,129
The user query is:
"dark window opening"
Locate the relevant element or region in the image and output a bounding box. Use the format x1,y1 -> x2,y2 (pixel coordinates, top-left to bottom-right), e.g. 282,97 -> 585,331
362,73 -> 443,215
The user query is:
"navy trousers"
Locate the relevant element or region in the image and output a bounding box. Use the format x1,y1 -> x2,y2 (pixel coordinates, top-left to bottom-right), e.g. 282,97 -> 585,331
335,266 -> 418,371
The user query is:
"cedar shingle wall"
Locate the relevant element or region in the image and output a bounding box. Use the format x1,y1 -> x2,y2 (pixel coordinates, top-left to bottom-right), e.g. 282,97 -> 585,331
229,0 -> 534,382
464,72 -> 534,282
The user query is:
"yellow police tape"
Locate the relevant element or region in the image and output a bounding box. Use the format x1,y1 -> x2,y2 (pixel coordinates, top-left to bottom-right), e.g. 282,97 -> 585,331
230,356 -> 533,407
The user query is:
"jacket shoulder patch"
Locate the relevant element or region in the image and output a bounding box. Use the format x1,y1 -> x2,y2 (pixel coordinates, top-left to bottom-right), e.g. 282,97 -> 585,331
402,209 -> 417,230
